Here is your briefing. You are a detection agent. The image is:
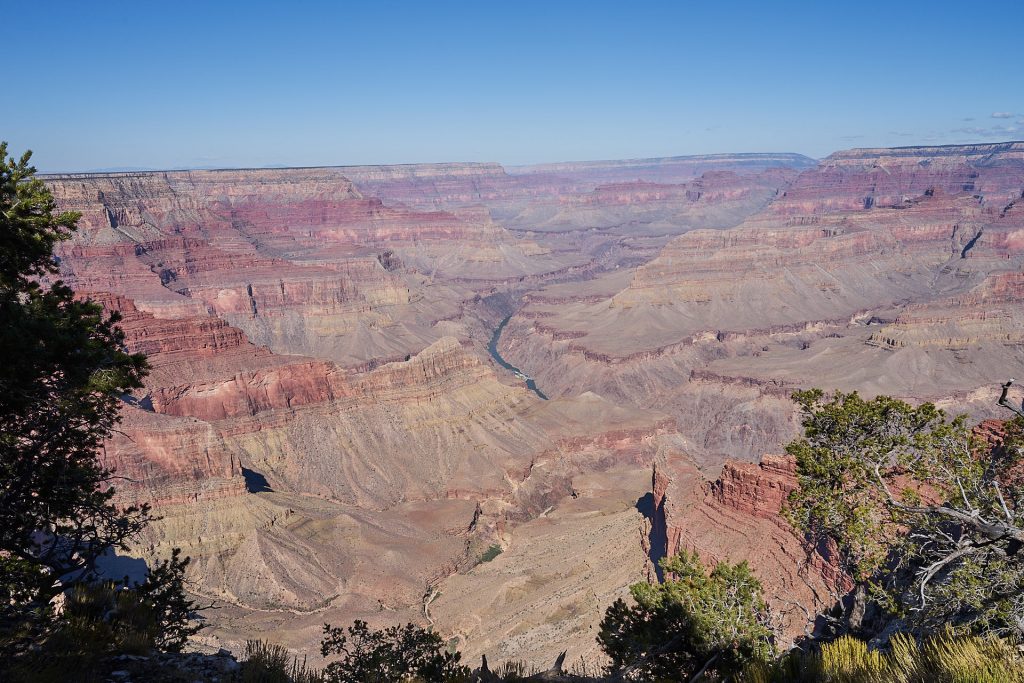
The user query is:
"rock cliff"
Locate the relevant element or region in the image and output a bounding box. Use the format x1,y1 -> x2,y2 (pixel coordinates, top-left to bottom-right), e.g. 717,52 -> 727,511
650,452 -> 845,644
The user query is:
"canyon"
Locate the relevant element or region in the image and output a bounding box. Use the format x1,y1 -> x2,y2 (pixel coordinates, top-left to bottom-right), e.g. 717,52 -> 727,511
42,142 -> 1024,666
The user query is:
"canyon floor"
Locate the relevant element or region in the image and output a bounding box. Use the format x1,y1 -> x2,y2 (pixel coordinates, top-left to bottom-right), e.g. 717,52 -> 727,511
45,142 -> 1024,666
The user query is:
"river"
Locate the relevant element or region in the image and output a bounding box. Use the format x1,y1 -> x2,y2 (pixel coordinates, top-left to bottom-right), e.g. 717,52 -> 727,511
487,315 -> 548,400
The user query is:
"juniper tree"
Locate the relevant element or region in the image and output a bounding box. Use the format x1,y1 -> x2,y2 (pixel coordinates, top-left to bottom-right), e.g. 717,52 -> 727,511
320,620 -> 468,683
786,388 -> 1024,639
599,550 -> 775,680
0,144 -> 200,656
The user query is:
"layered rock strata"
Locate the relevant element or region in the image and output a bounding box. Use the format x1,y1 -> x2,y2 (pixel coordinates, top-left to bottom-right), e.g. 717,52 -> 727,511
650,452 -> 844,644
40,143 -> 1024,665
500,142 -> 1024,463
44,164 -> 688,664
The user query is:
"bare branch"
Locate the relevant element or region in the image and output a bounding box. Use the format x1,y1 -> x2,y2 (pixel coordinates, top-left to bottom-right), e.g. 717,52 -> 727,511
999,379 -> 1024,418
874,462 -> 1024,543
916,544 -> 976,608
994,481 -> 1014,522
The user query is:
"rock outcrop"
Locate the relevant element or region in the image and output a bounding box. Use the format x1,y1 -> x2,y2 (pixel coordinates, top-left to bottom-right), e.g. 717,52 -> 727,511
509,152 -> 817,187
650,451 -> 845,644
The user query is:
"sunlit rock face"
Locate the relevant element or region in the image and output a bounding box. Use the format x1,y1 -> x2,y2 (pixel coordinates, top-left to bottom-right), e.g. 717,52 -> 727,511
500,142 -> 1024,464
39,142 -> 1024,665
43,161 -> 710,662
651,452 -> 847,646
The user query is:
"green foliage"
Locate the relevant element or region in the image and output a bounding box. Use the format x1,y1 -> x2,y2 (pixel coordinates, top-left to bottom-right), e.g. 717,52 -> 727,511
0,142 -> 151,647
478,544 -> 503,564
0,143 -> 203,668
786,389 -> 1024,637
2,580 -> 181,682
598,550 -> 775,680
241,639 -> 324,683
135,548 -> 207,652
320,620 -> 470,683
0,142 -> 78,291
739,631 -> 1024,683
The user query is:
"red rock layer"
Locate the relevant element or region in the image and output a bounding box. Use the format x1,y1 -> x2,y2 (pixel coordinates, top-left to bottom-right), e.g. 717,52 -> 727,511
651,452 -> 846,644
102,408 -> 247,508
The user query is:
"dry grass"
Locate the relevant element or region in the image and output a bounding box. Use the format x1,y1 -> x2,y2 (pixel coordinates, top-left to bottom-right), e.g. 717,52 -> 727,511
739,631 -> 1024,683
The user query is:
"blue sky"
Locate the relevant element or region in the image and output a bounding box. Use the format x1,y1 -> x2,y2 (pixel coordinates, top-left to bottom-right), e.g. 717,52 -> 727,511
5,0 -> 1023,172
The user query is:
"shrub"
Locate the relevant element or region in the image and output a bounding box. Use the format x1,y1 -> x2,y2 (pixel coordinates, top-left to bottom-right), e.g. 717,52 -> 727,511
785,389 -> 1024,638
320,620 -> 470,683
241,639 -> 323,683
478,544 -> 503,564
598,550 -> 775,680
2,581 -> 163,682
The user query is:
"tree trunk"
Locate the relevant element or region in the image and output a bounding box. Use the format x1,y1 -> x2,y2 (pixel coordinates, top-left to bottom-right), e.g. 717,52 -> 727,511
847,583 -> 868,632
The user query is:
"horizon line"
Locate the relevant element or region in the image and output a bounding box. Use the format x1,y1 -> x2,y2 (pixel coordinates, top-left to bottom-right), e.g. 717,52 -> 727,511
35,139 -> 1024,178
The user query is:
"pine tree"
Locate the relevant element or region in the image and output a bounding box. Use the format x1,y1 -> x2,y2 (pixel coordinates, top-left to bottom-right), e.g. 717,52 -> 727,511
0,143 -> 201,660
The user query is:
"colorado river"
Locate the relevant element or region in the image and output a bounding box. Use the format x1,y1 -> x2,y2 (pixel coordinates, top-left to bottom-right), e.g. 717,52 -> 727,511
488,315 -> 548,400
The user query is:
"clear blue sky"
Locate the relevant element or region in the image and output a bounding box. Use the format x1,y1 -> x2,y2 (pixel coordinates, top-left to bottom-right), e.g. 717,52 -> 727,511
5,0 -> 1023,172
